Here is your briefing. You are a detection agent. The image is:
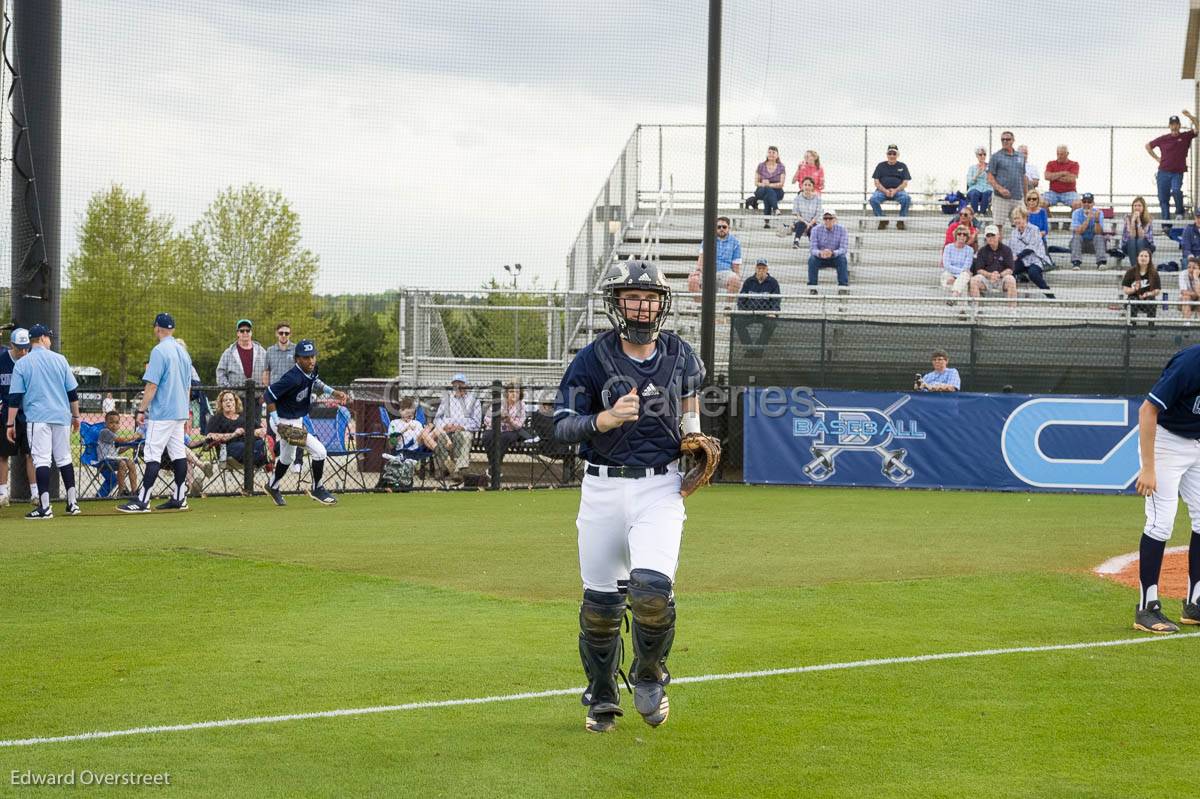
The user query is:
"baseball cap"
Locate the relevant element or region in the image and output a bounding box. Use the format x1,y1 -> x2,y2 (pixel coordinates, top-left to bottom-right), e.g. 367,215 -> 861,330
984,224 -> 1000,237
28,323 -> 51,339
9,327 -> 30,349
294,339 -> 317,357
823,209 -> 838,218
450,372 -> 468,385
1081,192 -> 1095,202
236,318 -> 253,330
1170,115 -> 1182,124
755,257 -> 769,266
154,312 -> 175,329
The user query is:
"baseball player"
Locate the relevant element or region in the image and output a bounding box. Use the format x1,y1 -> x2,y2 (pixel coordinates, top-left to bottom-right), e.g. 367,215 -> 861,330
0,327 -> 37,507
554,259 -> 721,733
1133,343 -> 1200,632
118,313 -> 195,513
263,339 -> 349,506
5,324 -> 81,519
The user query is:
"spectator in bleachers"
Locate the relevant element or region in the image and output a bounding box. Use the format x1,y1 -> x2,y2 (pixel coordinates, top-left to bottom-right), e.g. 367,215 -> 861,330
792,150 -> 824,194
869,145 -> 912,230
745,146 -> 786,227
945,208 -> 979,249
916,351 -> 961,392
785,177 -> 822,248
1042,145 -> 1081,210
431,372 -> 481,485
262,322 -> 295,386
216,319 -> 267,388
1146,111 -> 1198,230
205,389 -> 270,467
941,226 -> 975,299
1121,249 -> 1161,329
808,210 -> 850,293
1179,209 -> 1200,262
690,216 -> 743,297
483,380 -> 528,478
1070,193 -> 1109,270
987,132 -> 1026,234
1024,190 -> 1050,247
733,259 -> 781,355
1179,256 -> 1200,323
1120,197 -> 1156,265
965,147 -> 992,215
1009,206 -> 1056,299
98,410 -> 138,496
969,225 -> 1018,302
1018,146 -> 1040,190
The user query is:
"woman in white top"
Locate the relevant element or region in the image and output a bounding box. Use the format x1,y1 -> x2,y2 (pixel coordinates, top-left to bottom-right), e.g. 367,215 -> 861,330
940,226 -> 974,298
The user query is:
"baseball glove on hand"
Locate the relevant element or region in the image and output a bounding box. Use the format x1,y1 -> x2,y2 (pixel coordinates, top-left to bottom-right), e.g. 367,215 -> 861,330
679,433 -> 721,498
276,423 -> 308,447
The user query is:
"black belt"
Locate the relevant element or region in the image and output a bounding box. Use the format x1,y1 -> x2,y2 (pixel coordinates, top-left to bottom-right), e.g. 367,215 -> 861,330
586,464 -> 669,479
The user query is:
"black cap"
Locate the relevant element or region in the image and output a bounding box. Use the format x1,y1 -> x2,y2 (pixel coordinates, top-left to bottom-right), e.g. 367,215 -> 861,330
886,144 -> 898,153
1081,192 -> 1095,202
1170,115 -> 1181,124
154,312 -> 175,329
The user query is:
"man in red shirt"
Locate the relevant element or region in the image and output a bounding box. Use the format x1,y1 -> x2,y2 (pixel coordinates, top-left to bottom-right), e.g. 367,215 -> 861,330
1146,111 -> 1198,230
1043,145 -> 1081,210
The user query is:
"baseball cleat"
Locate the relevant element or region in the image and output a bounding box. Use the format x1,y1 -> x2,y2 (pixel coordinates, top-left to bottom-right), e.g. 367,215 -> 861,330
633,681 -> 670,727
1181,602 -> 1200,626
24,506 -> 53,520
585,702 -> 622,733
1134,601 -> 1179,634
155,498 -> 189,511
64,503 -> 81,516
116,500 -> 150,514
266,486 -> 287,506
309,486 -> 337,505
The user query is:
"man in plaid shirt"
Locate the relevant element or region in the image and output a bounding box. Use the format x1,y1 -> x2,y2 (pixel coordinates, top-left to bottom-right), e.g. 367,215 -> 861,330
431,373 -> 482,484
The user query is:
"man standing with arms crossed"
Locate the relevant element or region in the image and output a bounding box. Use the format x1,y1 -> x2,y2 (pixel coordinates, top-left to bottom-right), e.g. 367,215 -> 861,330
6,324 -> 81,519
118,313 -> 194,513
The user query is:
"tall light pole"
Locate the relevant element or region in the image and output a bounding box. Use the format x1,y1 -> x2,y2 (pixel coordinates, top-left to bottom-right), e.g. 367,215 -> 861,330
503,263 -> 522,357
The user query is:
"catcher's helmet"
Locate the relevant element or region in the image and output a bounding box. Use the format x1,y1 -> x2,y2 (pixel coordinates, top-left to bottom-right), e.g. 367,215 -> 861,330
600,259 -> 672,345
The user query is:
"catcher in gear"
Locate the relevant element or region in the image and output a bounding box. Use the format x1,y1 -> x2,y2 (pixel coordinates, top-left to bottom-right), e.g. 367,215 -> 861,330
554,259 -> 720,733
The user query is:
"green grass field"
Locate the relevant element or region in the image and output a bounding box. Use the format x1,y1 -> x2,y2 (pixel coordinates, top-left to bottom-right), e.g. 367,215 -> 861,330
2,486 -> 1198,798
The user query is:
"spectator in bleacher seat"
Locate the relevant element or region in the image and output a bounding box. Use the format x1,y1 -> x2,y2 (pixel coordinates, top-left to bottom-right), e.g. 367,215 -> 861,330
785,177 -> 822,248
1042,145 -> 1081,210
792,150 -> 824,194
98,410 -> 138,496
1024,190 -> 1050,247
945,208 -> 979,250
216,319 -> 267,388
1009,206 -> 1056,299
916,351 -> 961,392
690,216 -> 743,297
969,225 -> 1018,302
1179,256 -> 1200,323
1121,249 -> 1161,329
1018,146 -> 1040,190
380,398 -> 436,492
262,321 -> 295,387
205,389 -> 270,468
987,131 -> 1026,234
1146,111 -> 1198,230
733,259 -> 781,356
431,372 -> 481,485
1070,193 -> 1109,270
941,226 -> 975,299
745,146 -> 786,227
869,145 -> 911,230
808,210 -> 850,293
1179,209 -> 1200,262
1120,197 -> 1156,265
965,147 -> 992,215
483,380 -> 529,478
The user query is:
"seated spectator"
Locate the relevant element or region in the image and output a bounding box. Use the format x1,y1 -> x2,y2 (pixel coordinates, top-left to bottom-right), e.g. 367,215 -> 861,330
1070,193 -> 1109,269
1018,145 -> 1040,191
379,397 -> 437,492
689,217 -> 743,297
98,410 -> 138,496
941,226 -> 975,299
1024,190 -> 1050,246
1179,256 -> 1200,322
785,177 -> 822,248
205,389 -> 270,467
1009,207 -> 1056,299
792,150 -> 825,194
1120,196 -> 1156,264
745,146 -> 786,227
969,225 -> 1018,302
965,147 -> 992,215
808,210 -> 850,293
869,144 -> 912,229
916,350 -> 961,392
483,380 -> 529,478
1179,209 -> 1200,262
733,259 -> 781,356
1042,145 -> 1081,209
945,208 -> 979,249
430,373 -> 481,485
1121,249 -> 1161,329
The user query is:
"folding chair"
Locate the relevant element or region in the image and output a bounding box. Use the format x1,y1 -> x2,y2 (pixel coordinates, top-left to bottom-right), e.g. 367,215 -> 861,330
378,405 -> 442,489
78,421 -> 118,498
304,406 -> 370,490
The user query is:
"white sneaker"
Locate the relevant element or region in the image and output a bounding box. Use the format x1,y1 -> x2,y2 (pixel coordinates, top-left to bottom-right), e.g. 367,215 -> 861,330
0,494 -> 9,508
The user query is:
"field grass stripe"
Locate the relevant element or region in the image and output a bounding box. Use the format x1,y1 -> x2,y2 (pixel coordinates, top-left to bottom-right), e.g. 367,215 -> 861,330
2,632 -> 1196,748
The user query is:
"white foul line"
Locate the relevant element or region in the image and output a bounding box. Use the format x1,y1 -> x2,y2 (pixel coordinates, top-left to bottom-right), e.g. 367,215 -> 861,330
2,632 -> 1196,748
1094,545 -> 1188,575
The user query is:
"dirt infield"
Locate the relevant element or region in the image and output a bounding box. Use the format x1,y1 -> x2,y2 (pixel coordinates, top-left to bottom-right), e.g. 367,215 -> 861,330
1099,550 -> 1190,599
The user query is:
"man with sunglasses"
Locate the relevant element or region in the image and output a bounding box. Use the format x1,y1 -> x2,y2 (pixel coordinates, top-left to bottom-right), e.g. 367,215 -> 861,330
216,319 -> 267,388
688,216 -> 743,298
987,131 -> 1027,235
263,322 -> 296,387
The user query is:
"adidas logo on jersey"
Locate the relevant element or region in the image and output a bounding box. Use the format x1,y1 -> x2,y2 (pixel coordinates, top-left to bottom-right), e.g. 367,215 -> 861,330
642,383 -> 661,397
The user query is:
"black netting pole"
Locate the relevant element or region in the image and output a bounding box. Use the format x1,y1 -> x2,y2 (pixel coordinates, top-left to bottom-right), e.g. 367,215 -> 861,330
488,380 -> 502,490
243,380 -> 256,494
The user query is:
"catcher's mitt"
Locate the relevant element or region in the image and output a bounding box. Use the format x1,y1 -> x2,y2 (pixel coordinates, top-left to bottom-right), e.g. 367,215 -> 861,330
679,433 -> 721,498
276,423 -> 308,447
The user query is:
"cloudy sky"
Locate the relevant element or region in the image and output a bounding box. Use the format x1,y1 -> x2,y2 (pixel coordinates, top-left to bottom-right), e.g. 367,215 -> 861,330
17,1 -> 1200,293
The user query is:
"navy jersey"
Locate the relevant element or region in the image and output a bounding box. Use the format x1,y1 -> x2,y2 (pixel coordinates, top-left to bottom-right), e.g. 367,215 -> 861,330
0,348 -> 12,409
555,330 -> 704,468
1148,344 -> 1200,438
266,364 -> 329,419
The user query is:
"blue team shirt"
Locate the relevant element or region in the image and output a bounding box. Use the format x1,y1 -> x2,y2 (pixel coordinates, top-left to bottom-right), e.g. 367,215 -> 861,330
555,330 -> 704,468
267,364 -> 329,419
1148,344 -> 1200,438
10,346 -> 78,425
143,336 -> 194,421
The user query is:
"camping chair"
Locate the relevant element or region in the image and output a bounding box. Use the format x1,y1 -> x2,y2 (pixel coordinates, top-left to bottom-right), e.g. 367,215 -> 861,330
304,406 -> 370,490
377,405 -> 438,489
526,410 -> 580,486
79,421 -> 119,498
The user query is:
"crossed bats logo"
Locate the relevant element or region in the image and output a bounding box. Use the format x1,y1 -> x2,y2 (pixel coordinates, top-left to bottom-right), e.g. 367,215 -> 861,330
794,395 -> 924,484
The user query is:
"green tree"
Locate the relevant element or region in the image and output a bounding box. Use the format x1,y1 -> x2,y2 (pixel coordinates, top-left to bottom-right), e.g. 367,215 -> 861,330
437,278 -> 559,360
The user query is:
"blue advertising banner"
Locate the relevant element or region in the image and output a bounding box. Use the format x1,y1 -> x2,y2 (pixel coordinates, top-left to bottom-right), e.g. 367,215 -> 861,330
742,389 -> 1142,493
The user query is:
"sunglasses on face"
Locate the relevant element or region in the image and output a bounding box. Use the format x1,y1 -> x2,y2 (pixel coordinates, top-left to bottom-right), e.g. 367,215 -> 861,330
277,331 -> 291,337
1001,137 -> 1013,142
716,224 -> 728,229
238,328 -> 251,333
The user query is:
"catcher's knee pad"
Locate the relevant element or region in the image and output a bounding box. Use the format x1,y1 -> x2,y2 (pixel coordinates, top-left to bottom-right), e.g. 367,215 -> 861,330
578,590 -> 625,708
628,569 -> 676,684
